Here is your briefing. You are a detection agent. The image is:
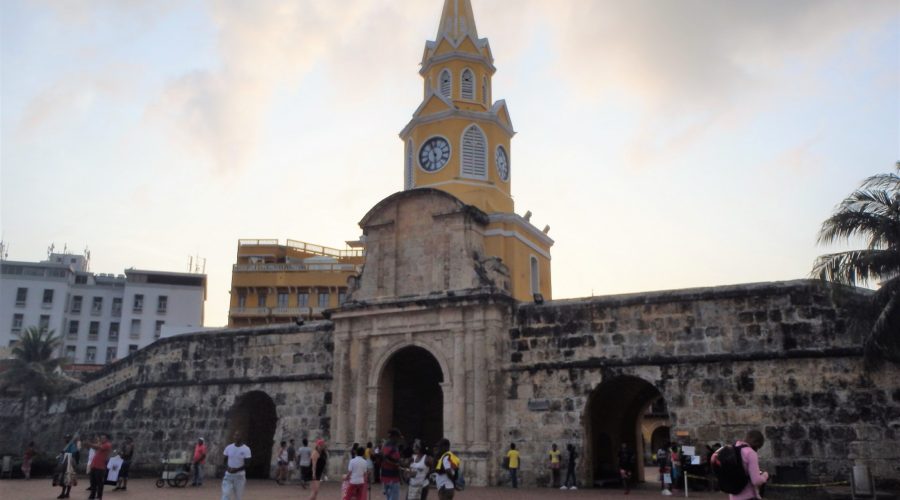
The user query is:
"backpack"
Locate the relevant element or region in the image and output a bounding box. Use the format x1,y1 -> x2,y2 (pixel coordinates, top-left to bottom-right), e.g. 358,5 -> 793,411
711,444 -> 749,494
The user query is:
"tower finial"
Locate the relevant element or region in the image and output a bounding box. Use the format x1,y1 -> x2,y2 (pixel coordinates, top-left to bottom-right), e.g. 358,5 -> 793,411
437,0 -> 478,42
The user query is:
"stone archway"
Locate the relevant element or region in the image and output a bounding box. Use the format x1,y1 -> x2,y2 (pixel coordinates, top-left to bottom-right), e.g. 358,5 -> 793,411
227,391 -> 277,479
376,346 -> 444,447
584,376 -> 668,486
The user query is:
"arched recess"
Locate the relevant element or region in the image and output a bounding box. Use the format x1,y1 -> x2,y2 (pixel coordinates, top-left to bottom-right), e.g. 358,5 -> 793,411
460,124 -> 487,179
226,390 -> 278,479
375,345 -> 446,448
439,69 -> 452,98
584,376 -> 668,486
461,68 -> 475,100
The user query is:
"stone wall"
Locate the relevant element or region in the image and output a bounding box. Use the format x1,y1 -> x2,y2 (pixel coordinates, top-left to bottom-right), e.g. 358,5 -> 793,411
49,322 -> 334,477
501,280 -> 900,488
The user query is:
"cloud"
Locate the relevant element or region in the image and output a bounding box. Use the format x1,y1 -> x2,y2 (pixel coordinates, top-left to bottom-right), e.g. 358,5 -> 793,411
530,0 -> 897,168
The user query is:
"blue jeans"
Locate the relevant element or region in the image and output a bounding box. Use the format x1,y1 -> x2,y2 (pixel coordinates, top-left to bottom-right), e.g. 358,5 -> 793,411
192,463 -> 204,485
509,468 -> 518,488
221,472 -> 246,500
383,481 -> 400,500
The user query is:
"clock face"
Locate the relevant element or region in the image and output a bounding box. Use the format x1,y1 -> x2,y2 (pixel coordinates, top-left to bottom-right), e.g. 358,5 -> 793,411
495,145 -> 510,181
419,137 -> 451,172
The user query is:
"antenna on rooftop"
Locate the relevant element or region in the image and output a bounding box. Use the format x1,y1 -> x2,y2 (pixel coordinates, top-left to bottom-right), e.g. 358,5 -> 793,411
188,255 -> 206,274
0,240 -> 8,261
84,246 -> 91,271
48,243 -> 55,257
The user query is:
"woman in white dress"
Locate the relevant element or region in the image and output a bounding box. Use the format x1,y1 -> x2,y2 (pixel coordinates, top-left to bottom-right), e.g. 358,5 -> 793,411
407,441 -> 432,500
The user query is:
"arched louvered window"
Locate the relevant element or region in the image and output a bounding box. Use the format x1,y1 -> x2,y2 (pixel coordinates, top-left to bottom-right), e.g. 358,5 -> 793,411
405,139 -> 414,190
530,256 -> 540,294
482,76 -> 487,105
461,69 -> 474,100
439,69 -> 452,98
460,125 -> 487,179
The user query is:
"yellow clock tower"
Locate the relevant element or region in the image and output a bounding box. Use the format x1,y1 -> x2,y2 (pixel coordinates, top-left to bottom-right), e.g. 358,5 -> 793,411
400,0 -> 553,301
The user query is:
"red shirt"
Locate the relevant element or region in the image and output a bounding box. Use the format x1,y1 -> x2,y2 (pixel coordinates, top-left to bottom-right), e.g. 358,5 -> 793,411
194,443 -> 207,464
380,443 -> 401,484
90,441 -> 112,470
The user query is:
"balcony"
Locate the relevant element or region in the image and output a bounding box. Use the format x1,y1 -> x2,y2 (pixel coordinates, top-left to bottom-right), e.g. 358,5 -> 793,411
229,307 -> 270,318
232,263 -> 361,273
238,239 -> 364,259
271,307 -> 311,317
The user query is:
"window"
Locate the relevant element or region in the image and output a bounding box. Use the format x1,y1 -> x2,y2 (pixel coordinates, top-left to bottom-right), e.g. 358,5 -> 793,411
85,346 -> 97,363
112,298 -> 122,316
133,294 -> 143,313
157,295 -> 168,313
461,69 -> 474,100
277,290 -> 289,308
128,345 -> 138,355
460,125 -> 487,179
530,256 -> 540,294
318,292 -> 330,309
237,291 -> 247,308
338,291 -> 347,305
75,275 -> 88,285
482,76 -> 487,105
39,315 -> 50,333
68,320 -> 79,338
88,321 -> 100,339
109,322 -> 120,340
91,297 -> 103,314
130,319 -> 141,338
154,320 -> 164,338
15,288 -> 27,306
11,314 -> 23,334
42,289 -> 54,306
106,347 -> 117,364
257,292 -> 267,308
65,346 -> 76,360
71,296 -> 83,313
298,292 -> 309,308
405,139 -> 414,190
439,69 -> 452,98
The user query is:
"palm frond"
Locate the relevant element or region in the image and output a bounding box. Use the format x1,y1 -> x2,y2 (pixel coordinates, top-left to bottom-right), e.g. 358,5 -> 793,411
811,249 -> 900,287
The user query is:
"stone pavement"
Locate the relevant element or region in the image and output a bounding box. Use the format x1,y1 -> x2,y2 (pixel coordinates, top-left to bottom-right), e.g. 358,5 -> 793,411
0,478 -> 724,500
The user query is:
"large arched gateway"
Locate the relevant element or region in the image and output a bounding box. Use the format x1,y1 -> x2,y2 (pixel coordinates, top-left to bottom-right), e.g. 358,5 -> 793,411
585,376 -> 670,486
226,391 -> 278,479
376,346 -> 444,447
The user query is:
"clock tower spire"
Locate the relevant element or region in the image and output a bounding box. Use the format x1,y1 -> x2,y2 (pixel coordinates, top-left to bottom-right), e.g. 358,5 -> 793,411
398,0 -> 553,303
400,0 -> 515,214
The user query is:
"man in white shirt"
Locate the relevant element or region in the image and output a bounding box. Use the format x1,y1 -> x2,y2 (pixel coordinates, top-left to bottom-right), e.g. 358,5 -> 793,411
222,433 -> 252,500
434,439 -> 456,500
345,447 -> 369,500
297,438 -> 313,489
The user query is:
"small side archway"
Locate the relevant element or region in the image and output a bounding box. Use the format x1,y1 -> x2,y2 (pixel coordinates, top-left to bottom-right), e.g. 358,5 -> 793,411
226,390 -> 278,479
584,376 -> 669,486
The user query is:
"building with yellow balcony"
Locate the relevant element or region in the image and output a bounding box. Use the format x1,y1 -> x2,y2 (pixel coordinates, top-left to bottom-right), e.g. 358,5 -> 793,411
228,239 -> 364,326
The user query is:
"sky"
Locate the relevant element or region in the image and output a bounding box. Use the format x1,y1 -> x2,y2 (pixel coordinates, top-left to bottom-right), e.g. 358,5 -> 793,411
2,0 -> 898,327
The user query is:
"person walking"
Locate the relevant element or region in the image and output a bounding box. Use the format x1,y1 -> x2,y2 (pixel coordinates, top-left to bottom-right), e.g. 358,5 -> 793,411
345,445 -> 369,500
434,439 -> 459,500
287,439 -> 297,482
618,443 -> 635,495
562,443 -> 578,490
669,446 -> 682,492
307,439 -> 328,500
84,433 -> 112,500
56,435 -> 78,499
548,443 -> 561,488
298,438 -> 313,489
21,441 -> 35,480
407,441 -> 432,500
222,432 -> 252,500
380,429 -> 403,500
191,438 -> 207,486
657,444 -> 672,496
276,440 -> 289,485
114,436 -> 134,491
728,430 -> 769,500
505,443 -> 520,488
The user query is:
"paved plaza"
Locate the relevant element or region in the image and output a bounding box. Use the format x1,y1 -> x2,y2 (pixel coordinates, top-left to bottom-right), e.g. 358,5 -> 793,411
0,478 -> 724,500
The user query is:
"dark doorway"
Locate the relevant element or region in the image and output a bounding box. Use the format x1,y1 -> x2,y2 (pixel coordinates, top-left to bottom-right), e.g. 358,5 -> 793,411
585,376 -> 667,486
377,346 -> 443,447
227,391 -> 278,479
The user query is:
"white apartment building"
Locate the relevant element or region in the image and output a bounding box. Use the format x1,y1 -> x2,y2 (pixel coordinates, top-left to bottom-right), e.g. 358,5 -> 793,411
0,253 -> 206,365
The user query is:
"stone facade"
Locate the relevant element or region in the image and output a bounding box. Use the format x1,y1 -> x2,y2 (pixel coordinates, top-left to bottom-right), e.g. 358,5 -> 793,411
4,191 -> 899,495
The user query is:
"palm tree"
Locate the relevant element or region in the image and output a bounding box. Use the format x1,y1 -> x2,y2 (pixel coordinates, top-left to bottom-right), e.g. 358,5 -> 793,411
0,326 -> 77,400
813,162 -> 900,366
